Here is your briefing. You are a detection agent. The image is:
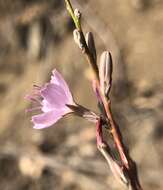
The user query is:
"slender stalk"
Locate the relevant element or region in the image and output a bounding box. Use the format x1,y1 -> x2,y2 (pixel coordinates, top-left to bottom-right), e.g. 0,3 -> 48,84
65,0 -> 99,80
64,1 -> 143,189
78,31 -> 99,80
65,0 -> 81,30
96,118 -> 129,186
103,98 -> 129,168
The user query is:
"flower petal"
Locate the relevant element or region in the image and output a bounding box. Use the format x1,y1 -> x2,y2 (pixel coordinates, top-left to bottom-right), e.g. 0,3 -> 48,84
32,108 -> 71,129
50,69 -> 73,103
41,83 -> 69,109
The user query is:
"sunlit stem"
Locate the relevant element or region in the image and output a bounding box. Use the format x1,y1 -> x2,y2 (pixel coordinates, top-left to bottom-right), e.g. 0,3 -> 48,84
65,0 -> 81,30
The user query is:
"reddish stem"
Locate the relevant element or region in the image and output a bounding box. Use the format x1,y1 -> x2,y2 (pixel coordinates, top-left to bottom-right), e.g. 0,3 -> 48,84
97,82 -> 143,190
65,1 -> 143,188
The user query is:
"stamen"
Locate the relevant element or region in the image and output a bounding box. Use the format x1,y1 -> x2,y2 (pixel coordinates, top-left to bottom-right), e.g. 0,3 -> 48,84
25,106 -> 41,113
33,85 -> 42,90
25,95 -> 42,104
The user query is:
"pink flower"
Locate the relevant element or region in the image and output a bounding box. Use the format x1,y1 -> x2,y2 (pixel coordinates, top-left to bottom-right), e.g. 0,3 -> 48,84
26,69 -> 76,129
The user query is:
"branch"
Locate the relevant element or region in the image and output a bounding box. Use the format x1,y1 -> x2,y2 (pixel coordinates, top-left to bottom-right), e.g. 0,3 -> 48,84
64,1 -> 143,190
65,0 -> 99,80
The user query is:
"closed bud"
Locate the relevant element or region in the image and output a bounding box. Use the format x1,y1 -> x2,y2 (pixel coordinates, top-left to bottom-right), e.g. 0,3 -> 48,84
74,9 -> 81,20
99,51 -> 113,98
73,29 -> 84,50
85,32 -> 97,62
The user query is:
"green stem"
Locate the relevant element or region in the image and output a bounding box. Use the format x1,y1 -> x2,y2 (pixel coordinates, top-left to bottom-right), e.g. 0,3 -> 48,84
65,0 -> 81,30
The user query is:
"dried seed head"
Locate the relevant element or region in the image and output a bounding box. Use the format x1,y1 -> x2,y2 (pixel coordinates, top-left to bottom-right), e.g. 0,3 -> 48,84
74,9 -> 81,20
85,32 -> 97,62
99,51 -> 113,98
73,29 -> 84,50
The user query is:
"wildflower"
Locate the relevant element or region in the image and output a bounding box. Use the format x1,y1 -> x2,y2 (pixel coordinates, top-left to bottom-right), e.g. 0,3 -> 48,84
26,69 -> 98,129
26,69 -> 76,129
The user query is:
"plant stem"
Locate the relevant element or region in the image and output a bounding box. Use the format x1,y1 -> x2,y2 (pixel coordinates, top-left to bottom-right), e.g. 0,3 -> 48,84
65,0 -> 81,30
64,1 -> 143,189
65,0 -> 99,80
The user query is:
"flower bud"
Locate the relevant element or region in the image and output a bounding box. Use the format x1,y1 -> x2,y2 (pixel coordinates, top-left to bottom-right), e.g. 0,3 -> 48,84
73,29 -> 84,50
85,32 -> 97,62
74,9 -> 81,20
99,51 -> 113,98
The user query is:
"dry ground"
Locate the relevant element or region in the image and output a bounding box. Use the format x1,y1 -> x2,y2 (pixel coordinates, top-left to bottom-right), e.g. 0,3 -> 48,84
0,0 -> 163,189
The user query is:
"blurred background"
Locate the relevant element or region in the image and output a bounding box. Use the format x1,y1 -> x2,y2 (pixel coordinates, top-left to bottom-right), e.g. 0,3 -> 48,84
0,0 -> 163,189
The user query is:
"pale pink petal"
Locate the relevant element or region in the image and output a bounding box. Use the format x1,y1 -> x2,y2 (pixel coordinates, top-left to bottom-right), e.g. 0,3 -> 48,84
32,108 -> 71,129
33,124 -> 49,129
50,69 -> 73,103
41,99 -> 52,112
40,83 -> 70,108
